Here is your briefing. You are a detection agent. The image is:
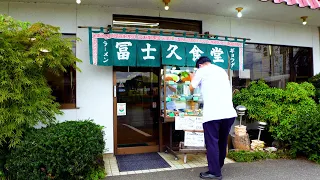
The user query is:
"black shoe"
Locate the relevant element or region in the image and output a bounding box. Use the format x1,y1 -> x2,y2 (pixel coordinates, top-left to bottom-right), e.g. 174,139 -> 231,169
199,171 -> 222,180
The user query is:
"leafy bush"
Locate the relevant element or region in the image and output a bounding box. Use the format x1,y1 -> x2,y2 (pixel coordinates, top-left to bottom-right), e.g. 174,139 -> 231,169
0,144 -> 9,179
309,73 -> 320,102
0,15 -> 81,148
233,80 -> 320,164
227,150 -> 279,162
233,80 -> 283,124
85,166 -> 106,180
233,80 -> 317,133
5,120 -> 105,180
276,107 -> 320,163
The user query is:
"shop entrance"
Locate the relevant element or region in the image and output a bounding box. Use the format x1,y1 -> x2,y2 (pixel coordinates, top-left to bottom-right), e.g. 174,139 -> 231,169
113,67 -> 160,155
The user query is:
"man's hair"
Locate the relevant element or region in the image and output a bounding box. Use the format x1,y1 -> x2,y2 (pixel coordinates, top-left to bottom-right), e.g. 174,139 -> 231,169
195,56 -> 211,68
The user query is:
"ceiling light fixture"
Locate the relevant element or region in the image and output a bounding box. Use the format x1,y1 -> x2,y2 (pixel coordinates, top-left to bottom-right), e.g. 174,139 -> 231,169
113,20 -> 159,27
76,0 -> 81,4
236,7 -> 243,18
163,0 -> 170,10
301,16 -> 308,25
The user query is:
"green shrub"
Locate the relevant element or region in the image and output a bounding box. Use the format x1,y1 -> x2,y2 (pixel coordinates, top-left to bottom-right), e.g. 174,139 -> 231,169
85,166 -> 106,180
233,80 -> 284,124
227,150 -> 279,162
233,80 -> 317,126
5,120 -> 105,180
0,144 -> 9,179
0,170 -> 5,180
309,154 -> 320,164
233,80 -> 320,164
233,80 -> 317,133
0,15 -> 81,148
276,107 -> 320,163
309,73 -> 320,102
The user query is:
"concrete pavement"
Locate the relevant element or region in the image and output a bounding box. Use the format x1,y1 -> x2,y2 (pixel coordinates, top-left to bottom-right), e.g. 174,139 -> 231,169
106,159 -> 320,180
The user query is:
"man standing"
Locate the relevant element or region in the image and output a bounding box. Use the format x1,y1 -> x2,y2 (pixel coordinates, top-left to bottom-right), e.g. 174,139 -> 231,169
189,56 -> 237,180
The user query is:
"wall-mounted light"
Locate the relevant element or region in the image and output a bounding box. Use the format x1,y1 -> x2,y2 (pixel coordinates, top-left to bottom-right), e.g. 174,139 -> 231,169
236,7 -> 243,18
76,0 -> 81,4
301,16 -> 308,25
163,0 -> 170,10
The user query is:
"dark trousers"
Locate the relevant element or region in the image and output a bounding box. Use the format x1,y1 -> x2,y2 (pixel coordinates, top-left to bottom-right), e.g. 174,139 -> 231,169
203,117 -> 235,176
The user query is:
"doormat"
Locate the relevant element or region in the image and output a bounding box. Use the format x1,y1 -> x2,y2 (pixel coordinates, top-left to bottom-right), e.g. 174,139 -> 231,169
116,152 -> 171,172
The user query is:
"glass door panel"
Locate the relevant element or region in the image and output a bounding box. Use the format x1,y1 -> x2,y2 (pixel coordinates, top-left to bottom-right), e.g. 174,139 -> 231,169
115,67 -> 160,153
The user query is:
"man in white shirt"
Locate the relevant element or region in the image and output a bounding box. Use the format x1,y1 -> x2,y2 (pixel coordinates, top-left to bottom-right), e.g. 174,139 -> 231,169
189,56 -> 237,180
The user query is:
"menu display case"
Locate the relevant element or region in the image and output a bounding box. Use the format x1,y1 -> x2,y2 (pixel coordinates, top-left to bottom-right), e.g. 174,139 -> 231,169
160,66 -> 203,122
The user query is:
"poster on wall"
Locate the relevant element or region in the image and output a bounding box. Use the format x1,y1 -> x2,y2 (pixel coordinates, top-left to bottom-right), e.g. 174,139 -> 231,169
184,131 -> 205,147
117,103 -> 126,116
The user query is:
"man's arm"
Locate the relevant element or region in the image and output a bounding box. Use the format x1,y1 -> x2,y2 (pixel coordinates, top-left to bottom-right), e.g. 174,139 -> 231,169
167,85 -> 177,92
189,84 -> 195,92
189,72 -> 202,92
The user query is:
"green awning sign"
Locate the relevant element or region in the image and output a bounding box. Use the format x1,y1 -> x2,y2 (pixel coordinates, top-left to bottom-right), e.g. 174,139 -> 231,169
161,41 -> 186,66
112,39 -> 137,66
89,28 -> 245,70
137,40 -> 161,67
186,43 -> 208,67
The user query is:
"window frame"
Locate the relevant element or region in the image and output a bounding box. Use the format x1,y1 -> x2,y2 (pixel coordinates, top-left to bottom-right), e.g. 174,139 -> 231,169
232,42 -> 314,90
48,33 -> 78,110
113,14 -> 202,34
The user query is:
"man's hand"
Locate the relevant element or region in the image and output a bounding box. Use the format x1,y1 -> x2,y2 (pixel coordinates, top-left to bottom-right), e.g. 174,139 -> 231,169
189,72 -> 195,92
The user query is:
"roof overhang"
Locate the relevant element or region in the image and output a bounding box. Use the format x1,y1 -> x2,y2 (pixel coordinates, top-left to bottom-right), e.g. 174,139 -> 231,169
270,0 -> 320,9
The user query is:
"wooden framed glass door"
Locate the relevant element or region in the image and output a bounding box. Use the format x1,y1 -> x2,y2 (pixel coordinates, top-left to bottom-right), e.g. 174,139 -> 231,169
113,67 -> 161,155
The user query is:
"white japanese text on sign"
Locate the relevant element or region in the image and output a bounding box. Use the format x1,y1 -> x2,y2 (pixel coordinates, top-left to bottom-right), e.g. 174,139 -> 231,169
103,40 -> 109,63
166,44 -> 182,60
229,48 -> 235,68
115,42 -> 132,60
141,43 -> 157,60
210,47 -> 224,63
189,45 -> 204,61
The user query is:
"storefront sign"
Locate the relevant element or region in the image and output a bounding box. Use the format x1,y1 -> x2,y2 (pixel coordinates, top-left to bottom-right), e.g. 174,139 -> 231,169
184,131 -> 205,147
117,103 -> 126,116
89,28 -> 245,70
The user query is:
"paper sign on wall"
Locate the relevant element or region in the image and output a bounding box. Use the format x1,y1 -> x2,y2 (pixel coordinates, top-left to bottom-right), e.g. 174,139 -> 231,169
184,131 -> 205,147
239,69 -> 251,79
117,103 -> 126,116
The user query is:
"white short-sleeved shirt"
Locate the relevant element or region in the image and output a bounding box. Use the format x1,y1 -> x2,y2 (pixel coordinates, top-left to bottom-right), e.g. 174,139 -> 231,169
191,64 -> 237,122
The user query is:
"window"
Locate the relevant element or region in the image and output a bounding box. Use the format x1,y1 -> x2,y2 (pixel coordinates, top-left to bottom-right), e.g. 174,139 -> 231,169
233,44 -> 313,90
113,15 -> 202,33
45,34 -> 77,109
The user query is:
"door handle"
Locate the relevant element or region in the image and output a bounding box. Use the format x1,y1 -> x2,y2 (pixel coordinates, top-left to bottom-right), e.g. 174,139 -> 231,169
114,86 -> 117,98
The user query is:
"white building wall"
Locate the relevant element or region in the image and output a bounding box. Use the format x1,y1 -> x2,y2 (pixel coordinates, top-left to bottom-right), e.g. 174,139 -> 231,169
0,2 -> 319,153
